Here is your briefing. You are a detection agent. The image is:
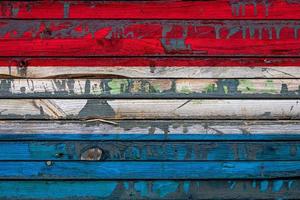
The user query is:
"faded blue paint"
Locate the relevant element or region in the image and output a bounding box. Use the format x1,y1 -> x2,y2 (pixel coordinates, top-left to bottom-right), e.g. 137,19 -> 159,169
260,181 -> 269,192
273,180 -> 284,192
228,181 -> 236,189
1,161 -> 300,179
0,180 -> 299,199
123,182 -> 129,190
288,180 -> 294,189
252,180 -> 257,188
2,141 -> 300,161
153,181 -> 179,197
183,182 -> 190,194
0,181 -> 117,198
134,181 -> 148,197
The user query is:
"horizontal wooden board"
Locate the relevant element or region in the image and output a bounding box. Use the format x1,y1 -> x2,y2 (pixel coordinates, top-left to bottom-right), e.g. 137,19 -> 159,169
0,99 -> 299,120
1,141 -> 299,161
1,161 -> 300,179
2,20 -> 300,56
2,66 -> 300,79
1,120 -> 300,138
2,0 -> 300,19
0,179 -> 299,199
2,57 -> 300,78
1,78 -> 300,99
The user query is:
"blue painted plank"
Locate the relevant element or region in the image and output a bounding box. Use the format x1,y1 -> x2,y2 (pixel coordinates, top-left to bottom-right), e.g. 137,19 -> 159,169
1,134 -> 300,141
0,180 -> 299,199
0,141 -> 299,161
0,161 -> 299,179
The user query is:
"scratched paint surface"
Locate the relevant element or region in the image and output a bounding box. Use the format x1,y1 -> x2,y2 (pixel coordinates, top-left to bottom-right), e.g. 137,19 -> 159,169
0,78 -> 299,98
1,0 -> 300,199
0,179 -> 299,199
1,20 -> 300,56
1,0 -> 300,19
0,141 -> 299,161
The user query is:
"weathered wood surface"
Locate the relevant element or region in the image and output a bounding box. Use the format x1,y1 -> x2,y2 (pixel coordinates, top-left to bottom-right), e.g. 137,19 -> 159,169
1,161 -> 300,179
1,120 -> 300,137
1,141 -> 299,161
2,57 -> 300,78
2,0 -> 300,19
3,57 -> 300,67
2,20 -> 300,56
0,179 -> 299,199
0,99 -> 299,119
1,179 -> 299,199
2,66 -> 300,79
1,78 -> 299,98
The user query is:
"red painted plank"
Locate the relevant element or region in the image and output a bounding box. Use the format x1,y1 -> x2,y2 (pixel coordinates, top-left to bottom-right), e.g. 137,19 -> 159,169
1,57 -> 300,67
1,1 -> 300,19
1,20 -> 300,56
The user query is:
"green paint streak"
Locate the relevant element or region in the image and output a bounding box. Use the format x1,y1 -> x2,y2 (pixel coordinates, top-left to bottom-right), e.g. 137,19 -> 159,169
108,79 -> 128,95
204,84 -> 216,93
238,80 -> 256,93
180,86 -> 192,94
262,80 -> 277,94
223,86 -> 228,94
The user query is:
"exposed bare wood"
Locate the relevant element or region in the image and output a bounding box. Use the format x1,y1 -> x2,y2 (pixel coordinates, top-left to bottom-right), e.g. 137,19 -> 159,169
0,120 -> 298,135
0,99 -> 299,120
1,66 -> 300,78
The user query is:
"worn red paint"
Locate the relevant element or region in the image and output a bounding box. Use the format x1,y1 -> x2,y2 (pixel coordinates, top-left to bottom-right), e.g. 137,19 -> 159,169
1,0 -> 300,19
0,20 -> 300,56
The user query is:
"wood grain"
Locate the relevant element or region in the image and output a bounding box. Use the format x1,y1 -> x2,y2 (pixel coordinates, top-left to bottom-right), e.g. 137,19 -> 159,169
0,99 -> 299,120
1,120 -> 300,136
1,179 -> 299,199
1,161 -> 300,179
2,20 -> 300,56
1,141 -> 299,161
2,0 -> 300,19
2,66 -> 300,79
1,78 -> 299,98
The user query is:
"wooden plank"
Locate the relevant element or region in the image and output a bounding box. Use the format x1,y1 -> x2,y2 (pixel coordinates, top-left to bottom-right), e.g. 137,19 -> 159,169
2,134 -> 300,141
1,161 -> 300,179
2,20 -> 300,56
2,0 -> 300,20
2,57 -> 300,78
1,141 -> 299,161
2,66 -> 300,79
1,78 -> 300,99
0,99 -> 299,120
1,120 -> 300,139
0,179 -> 299,199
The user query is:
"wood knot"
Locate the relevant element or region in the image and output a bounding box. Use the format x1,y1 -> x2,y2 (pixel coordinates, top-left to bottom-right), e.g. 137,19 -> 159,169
81,147 -> 103,161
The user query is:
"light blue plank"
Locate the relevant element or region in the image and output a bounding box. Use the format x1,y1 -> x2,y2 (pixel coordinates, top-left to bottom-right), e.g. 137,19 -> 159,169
0,141 -> 299,161
0,180 -> 299,199
0,161 -> 299,179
